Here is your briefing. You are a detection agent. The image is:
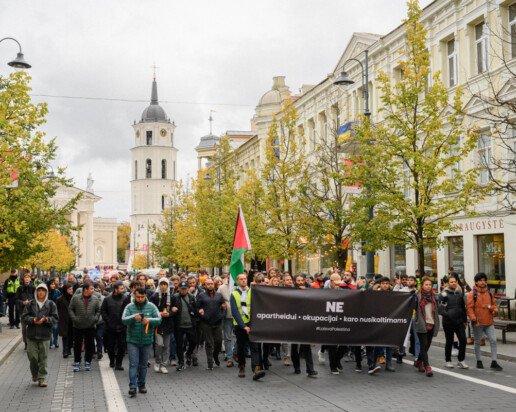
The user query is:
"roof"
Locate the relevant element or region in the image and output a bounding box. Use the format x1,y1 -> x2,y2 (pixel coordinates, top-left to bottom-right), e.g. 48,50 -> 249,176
140,79 -> 169,123
196,133 -> 220,150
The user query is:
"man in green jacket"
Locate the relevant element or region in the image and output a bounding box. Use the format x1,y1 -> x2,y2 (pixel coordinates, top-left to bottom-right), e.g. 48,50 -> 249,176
121,287 -> 161,397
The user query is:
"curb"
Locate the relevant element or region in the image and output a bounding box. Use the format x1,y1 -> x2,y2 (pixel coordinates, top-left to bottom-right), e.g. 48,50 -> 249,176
0,334 -> 23,366
432,340 -> 516,363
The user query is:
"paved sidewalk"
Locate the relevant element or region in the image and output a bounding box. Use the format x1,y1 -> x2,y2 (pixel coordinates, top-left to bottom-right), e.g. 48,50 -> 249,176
432,328 -> 516,362
0,321 -> 23,365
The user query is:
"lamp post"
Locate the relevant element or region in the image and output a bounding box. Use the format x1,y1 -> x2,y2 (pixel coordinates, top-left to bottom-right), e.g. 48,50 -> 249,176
0,37 -> 31,69
333,49 -> 375,277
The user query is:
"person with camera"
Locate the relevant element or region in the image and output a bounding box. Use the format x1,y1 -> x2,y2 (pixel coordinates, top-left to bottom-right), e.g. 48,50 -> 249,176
171,280 -> 198,371
121,287 -> 162,397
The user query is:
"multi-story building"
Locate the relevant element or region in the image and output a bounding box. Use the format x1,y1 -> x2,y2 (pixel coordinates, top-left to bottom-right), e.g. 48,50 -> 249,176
198,0 -> 516,296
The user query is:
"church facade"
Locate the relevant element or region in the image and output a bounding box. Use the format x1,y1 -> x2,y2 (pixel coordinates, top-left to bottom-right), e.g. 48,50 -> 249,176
129,77 -> 178,269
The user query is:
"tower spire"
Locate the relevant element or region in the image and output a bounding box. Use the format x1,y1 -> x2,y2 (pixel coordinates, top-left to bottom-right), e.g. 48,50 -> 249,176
209,109 -> 215,135
150,63 -> 159,104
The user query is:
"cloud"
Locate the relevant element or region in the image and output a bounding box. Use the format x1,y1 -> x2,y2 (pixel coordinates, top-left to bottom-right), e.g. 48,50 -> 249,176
2,0 -> 432,221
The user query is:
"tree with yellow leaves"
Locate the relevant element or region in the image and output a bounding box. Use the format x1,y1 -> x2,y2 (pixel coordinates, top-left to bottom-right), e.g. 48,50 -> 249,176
27,230 -> 76,272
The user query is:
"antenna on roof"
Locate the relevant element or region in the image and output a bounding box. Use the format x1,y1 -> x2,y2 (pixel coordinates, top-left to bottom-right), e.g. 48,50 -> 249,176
151,62 -> 159,81
209,109 -> 216,135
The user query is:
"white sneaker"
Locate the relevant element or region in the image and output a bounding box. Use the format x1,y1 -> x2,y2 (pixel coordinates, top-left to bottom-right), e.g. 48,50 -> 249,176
451,348 -> 459,357
445,361 -> 454,368
160,365 -> 168,374
170,360 -> 177,366
318,350 -> 325,364
457,361 -> 469,369
154,363 -> 160,373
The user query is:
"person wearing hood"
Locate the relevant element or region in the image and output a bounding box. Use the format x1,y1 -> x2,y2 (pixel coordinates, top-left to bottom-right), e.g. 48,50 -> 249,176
121,287 -> 161,397
21,283 -> 58,387
438,273 -> 468,369
56,284 -> 74,358
150,277 -> 174,374
68,281 -> 101,372
101,280 -> 127,370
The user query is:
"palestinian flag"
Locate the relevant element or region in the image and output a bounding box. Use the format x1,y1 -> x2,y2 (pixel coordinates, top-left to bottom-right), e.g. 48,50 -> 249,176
229,206 -> 251,286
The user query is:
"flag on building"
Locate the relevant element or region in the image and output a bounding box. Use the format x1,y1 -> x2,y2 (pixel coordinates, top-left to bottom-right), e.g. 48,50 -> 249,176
229,206 -> 252,286
337,122 -> 353,144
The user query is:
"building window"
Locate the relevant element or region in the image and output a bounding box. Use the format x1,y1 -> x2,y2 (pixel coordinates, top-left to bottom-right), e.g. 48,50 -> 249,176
391,244 -> 406,276
146,130 -> 152,145
447,39 -> 458,87
510,4 -> 516,59
447,236 -> 464,275
478,134 -> 492,184
161,195 -> 165,211
134,160 -> 138,180
477,234 -> 505,296
161,159 -> 167,179
146,159 -> 152,178
475,21 -> 488,74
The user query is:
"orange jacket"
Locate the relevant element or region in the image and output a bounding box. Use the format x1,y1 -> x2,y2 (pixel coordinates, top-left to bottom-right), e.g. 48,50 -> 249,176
466,286 -> 497,326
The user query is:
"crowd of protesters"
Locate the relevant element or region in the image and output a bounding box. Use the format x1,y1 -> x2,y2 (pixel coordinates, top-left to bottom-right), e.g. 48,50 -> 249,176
0,265 -> 504,394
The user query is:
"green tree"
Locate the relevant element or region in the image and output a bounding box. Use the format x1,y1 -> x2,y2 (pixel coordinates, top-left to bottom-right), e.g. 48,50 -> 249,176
132,254 -> 148,270
262,100 -> 309,270
0,71 -> 78,271
299,124 -> 354,269
347,0 -> 488,274
117,222 -> 131,263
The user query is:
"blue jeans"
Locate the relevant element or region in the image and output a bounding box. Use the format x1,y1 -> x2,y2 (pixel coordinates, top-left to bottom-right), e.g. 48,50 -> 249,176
168,332 -> 177,361
50,323 -> 59,347
473,325 -> 497,361
222,318 -> 234,359
127,343 -> 151,389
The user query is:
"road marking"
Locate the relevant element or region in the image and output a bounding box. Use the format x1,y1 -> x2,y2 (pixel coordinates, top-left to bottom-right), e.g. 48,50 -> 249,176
99,360 -> 128,412
402,360 -> 516,394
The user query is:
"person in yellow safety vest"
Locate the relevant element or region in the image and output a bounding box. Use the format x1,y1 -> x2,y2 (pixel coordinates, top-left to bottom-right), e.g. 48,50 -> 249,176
4,269 -> 21,329
229,273 -> 265,381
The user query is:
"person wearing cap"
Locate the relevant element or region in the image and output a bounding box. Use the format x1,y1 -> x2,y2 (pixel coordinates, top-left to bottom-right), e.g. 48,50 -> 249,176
101,280 -> 127,370
171,280 -> 198,371
150,278 -> 174,374
122,287 -> 162,397
21,283 -> 58,387
466,272 -> 502,371
4,269 -> 21,329
230,272 -> 265,381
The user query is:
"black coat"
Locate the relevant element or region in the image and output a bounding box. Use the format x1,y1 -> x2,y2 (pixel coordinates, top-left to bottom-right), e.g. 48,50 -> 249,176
150,292 -> 174,335
56,292 -> 73,337
22,299 -> 58,341
171,292 -> 197,328
438,287 -> 467,326
101,293 -> 126,333
195,290 -> 225,325
15,283 -> 35,313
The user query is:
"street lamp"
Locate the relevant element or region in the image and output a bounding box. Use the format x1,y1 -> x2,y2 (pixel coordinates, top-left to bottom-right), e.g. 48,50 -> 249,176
0,37 -> 31,69
333,49 -> 375,277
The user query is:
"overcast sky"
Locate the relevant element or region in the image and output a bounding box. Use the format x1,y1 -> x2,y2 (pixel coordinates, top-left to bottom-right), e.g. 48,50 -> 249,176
2,0 -> 432,222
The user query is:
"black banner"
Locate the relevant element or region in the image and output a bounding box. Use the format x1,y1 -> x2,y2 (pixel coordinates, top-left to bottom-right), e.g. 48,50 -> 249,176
250,287 -> 414,346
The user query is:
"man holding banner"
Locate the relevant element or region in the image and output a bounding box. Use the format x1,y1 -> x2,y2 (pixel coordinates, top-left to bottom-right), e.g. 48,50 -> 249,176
230,273 -> 265,381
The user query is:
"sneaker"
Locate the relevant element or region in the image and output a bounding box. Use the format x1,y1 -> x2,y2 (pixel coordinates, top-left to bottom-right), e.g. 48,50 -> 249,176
84,362 -> 91,371
317,350 -> 325,364
396,354 -> 404,364
445,361 -> 454,368
160,365 -> 168,374
128,388 -> 137,398
97,352 -> 103,360
331,368 -> 340,375
307,370 -> 318,378
294,369 -> 301,374
32,376 -> 38,382
253,367 -> 265,381
490,361 -> 503,371
385,364 -> 395,372
115,365 -> 124,371
476,360 -> 484,369
154,363 -> 160,372
176,364 -> 185,371
109,360 -> 115,368
425,365 -> 433,377
206,365 -> 214,371
336,361 -> 343,372
138,386 -> 147,394
226,360 -> 234,367
457,361 -> 469,369
368,365 -> 381,375
73,362 -> 81,372
186,356 -> 192,366
418,362 -> 426,373
355,364 -> 363,373
343,354 -> 353,363
238,367 -> 245,378
451,348 -> 459,357
170,359 -> 177,366
283,356 -> 291,366
214,356 -> 220,367
38,380 -> 48,388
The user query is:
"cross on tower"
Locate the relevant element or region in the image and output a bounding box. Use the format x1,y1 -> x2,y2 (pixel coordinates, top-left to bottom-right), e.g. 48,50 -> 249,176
209,109 -> 215,135
151,62 -> 159,80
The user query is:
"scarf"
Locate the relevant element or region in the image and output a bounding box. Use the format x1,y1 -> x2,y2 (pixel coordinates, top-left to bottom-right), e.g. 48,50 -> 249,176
419,291 -> 435,323
159,290 -> 171,307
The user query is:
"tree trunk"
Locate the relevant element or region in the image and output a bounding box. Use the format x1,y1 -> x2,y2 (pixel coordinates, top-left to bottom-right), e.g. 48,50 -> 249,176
336,247 -> 347,271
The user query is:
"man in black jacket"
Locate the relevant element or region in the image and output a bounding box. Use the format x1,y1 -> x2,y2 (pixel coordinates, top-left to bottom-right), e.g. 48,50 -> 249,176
16,273 -> 36,349
439,273 -> 468,369
171,281 -> 197,371
22,283 -> 58,387
196,277 -> 226,370
101,281 -> 126,370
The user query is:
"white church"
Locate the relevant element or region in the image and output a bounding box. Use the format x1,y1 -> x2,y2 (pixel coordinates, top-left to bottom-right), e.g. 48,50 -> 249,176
128,76 -> 178,269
